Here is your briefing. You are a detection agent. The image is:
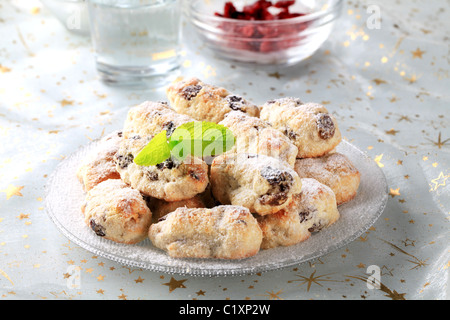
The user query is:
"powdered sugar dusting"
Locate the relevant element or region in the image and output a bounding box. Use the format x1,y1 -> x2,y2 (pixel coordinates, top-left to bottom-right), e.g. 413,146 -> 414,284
45,138 -> 388,276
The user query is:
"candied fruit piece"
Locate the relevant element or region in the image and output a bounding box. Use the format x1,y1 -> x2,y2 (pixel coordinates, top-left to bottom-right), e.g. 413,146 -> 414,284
214,0 -> 308,53
274,0 -> 295,8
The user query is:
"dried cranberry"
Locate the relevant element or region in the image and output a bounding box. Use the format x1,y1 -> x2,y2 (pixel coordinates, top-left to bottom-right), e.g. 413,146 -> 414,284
274,1 -> 295,8
214,0 -> 307,53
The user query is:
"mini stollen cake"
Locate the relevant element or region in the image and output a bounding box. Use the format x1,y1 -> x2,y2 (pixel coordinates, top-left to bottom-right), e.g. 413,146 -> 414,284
149,206 -> 263,259
259,98 -> 342,158
81,179 -> 152,244
114,135 -> 209,202
256,209 -> 311,250
76,131 -> 123,191
210,153 -> 302,216
256,178 -> 339,249
295,178 -> 340,233
166,77 -> 260,123
122,100 -> 193,139
219,111 -> 299,167
294,152 -> 361,205
148,195 -> 207,223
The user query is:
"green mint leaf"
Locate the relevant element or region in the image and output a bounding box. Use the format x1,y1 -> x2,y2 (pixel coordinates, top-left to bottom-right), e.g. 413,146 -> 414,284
169,121 -> 235,160
133,130 -> 171,166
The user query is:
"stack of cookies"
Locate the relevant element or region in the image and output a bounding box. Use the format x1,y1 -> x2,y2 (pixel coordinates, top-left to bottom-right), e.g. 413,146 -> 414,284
76,77 -> 361,260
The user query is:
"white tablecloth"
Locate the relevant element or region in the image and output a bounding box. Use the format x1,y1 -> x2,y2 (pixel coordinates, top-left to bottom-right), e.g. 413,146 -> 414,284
0,0 -> 448,300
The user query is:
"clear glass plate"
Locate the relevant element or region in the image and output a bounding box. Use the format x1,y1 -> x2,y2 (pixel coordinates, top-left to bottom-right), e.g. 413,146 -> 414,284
44,139 -> 388,277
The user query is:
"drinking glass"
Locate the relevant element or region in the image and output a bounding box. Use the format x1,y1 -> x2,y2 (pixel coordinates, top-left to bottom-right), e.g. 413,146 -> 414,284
87,0 -> 182,87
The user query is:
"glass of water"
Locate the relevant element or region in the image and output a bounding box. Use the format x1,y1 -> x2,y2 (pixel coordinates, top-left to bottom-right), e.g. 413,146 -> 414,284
87,0 -> 182,88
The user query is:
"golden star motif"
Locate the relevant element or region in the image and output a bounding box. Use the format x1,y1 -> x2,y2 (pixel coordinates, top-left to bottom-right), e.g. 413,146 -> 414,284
0,268 -> 14,286
374,154 -> 384,168
268,72 -> 283,79
386,290 -> 407,300
411,48 -> 425,59
0,65 -> 11,73
346,274 -> 406,300
163,277 -> 187,293
59,99 -> 74,107
389,188 -> 401,197
431,172 -> 448,191
118,293 -> 127,300
134,276 -> 144,284
259,290 -> 284,300
17,213 -> 29,220
96,275 -> 105,281
385,129 -> 399,136
390,96 -> 398,103
373,78 -> 387,85
290,271 -> 337,292
427,132 -> 450,149
196,290 -> 206,296
402,238 -> 416,247
96,289 -> 105,294
380,265 -> 394,277
1,185 -> 24,200
405,74 -> 418,84
398,115 -> 412,122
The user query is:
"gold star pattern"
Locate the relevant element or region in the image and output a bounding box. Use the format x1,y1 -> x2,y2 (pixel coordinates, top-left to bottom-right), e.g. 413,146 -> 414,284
196,290 -> 206,296
380,266 -> 394,277
426,132 -> 450,149
398,115 -> 412,122
0,65 -> 11,73
411,48 -> 425,59
134,276 -> 144,284
405,74 -> 418,84
163,277 -> 187,293
381,239 -> 428,270
430,172 -> 448,191
373,78 -> 387,85
402,239 -> 415,247
59,99 -> 74,107
17,213 -> 29,220
385,129 -> 399,136
259,290 -> 284,300
0,268 -> 14,286
290,271 -> 337,292
1,185 -> 24,200
374,154 -> 385,168
118,293 -> 127,300
268,72 -> 283,79
390,96 -> 399,103
389,188 -> 401,197
346,275 -> 406,300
